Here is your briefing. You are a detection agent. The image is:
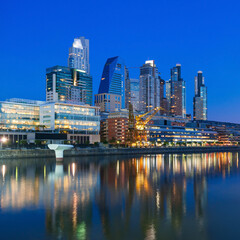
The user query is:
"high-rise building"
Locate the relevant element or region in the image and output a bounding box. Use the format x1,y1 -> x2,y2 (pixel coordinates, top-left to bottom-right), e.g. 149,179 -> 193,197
139,60 -> 160,112
46,66 -> 92,105
96,56 -> 129,111
193,71 -> 207,120
129,78 -> 140,112
159,77 -> 168,115
68,37 -> 90,75
166,64 -> 186,118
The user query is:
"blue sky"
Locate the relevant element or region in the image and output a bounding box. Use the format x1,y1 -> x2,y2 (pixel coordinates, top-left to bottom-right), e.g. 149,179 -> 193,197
1,0 -> 240,122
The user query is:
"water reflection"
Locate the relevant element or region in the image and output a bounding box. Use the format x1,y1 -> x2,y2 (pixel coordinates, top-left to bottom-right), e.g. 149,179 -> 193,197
0,152 -> 239,240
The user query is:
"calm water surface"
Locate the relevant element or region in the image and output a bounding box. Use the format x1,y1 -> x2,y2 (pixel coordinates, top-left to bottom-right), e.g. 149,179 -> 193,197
0,152 -> 240,240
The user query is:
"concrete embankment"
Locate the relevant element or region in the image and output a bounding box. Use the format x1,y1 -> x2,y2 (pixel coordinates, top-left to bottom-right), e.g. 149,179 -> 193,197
0,146 -> 239,160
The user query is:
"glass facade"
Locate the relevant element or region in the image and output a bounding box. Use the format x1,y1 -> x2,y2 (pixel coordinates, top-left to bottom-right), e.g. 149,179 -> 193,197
46,66 -> 93,105
139,60 -> 160,112
68,37 -> 90,75
130,78 -> 140,112
98,56 -> 128,109
167,64 -> 186,118
149,126 -> 217,143
40,103 -> 100,135
193,71 -> 207,120
0,100 -> 40,130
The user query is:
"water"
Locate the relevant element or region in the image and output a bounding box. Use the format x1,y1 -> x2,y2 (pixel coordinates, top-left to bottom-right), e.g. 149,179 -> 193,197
0,152 -> 240,240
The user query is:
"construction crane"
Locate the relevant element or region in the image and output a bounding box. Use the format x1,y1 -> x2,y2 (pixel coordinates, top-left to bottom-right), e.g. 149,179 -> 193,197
128,104 -> 164,146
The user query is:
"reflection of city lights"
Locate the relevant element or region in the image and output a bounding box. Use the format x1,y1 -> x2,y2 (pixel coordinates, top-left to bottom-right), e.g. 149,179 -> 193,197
73,192 -> 78,229
116,161 -> 119,176
15,167 -> 18,181
1,137 -> 7,143
156,191 -> 160,209
2,165 -> 6,178
72,163 -> 76,177
44,166 -> 46,180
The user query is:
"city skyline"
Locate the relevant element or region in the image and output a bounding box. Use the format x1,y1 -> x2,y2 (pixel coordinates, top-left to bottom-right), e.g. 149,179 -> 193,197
1,0 -> 240,123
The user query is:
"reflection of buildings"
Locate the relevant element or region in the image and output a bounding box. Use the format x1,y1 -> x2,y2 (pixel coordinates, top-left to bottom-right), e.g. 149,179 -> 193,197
0,151 -> 239,239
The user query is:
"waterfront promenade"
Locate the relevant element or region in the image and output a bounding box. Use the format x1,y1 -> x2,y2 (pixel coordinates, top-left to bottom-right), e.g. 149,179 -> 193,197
0,145 -> 239,159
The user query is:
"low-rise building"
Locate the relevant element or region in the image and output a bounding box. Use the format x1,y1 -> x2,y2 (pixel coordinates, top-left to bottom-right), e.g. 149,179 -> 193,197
100,110 -> 129,144
40,102 -> 100,144
149,125 -> 218,144
0,99 -> 100,145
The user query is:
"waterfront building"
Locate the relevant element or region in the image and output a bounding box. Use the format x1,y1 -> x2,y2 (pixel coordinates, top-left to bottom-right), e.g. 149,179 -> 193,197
193,71 -> 207,120
0,98 -> 100,144
139,60 -> 160,112
100,110 -> 129,144
188,120 -> 240,143
149,125 -> 218,144
40,102 -> 100,143
166,64 -> 186,118
68,37 -> 90,75
0,98 -> 42,144
94,93 -> 121,113
46,65 -> 93,105
0,98 -> 42,131
130,78 -> 140,112
97,56 -> 129,110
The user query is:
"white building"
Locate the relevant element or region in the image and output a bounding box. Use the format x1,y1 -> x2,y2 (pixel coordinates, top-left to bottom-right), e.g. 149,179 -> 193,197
68,37 -> 90,75
40,102 -> 100,143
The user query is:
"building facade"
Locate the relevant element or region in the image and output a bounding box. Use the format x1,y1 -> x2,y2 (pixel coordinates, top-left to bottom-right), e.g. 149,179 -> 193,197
193,71 -> 207,120
0,99 -> 101,144
97,56 -> 129,110
139,60 -> 160,112
46,66 -> 93,105
100,110 -> 129,144
166,64 -> 186,118
149,125 -> 217,144
130,78 -> 140,112
0,98 -> 42,131
68,37 -> 90,75
94,93 -> 121,113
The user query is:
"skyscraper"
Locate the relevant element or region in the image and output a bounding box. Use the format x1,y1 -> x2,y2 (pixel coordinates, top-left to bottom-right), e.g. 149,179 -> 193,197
193,71 -> 207,120
166,64 -> 186,118
159,77 -> 168,115
139,60 -> 160,112
96,56 -> 129,111
130,78 -> 140,112
68,37 -> 90,75
46,66 -> 92,105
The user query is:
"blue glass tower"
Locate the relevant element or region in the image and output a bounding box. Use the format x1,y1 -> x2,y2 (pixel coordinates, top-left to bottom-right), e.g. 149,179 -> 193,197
98,57 -> 128,109
193,71 -> 207,120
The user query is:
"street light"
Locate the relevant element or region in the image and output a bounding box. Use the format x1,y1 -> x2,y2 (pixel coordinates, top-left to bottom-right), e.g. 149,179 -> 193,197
0,137 -> 8,149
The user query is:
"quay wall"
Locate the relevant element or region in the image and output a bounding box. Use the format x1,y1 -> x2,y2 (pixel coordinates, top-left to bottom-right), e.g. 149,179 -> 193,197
0,146 -> 240,159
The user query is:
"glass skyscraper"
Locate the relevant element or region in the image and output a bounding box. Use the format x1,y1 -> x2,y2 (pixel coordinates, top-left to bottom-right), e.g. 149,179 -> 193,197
193,71 -> 207,120
68,37 -> 90,75
130,78 -> 140,112
97,56 -> 129,110
166,64 -> 186,118
139,60 -> 160,112
46,66 -> 93,105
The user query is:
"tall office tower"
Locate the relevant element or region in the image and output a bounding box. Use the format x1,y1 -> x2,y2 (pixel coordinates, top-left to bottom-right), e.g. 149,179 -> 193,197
159,77 -> 168,115
130,78 -> 140,112
95,56 -> 129,112
46,66 -> 92,105
125,67 -> 131,109
193,71 -> 207,120
167,64 -> 186,118
68,37 -> 90,75
139,60 -> 160,112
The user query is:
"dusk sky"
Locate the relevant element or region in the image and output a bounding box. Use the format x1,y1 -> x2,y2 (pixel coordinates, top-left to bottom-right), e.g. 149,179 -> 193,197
1,0 -> 240,122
